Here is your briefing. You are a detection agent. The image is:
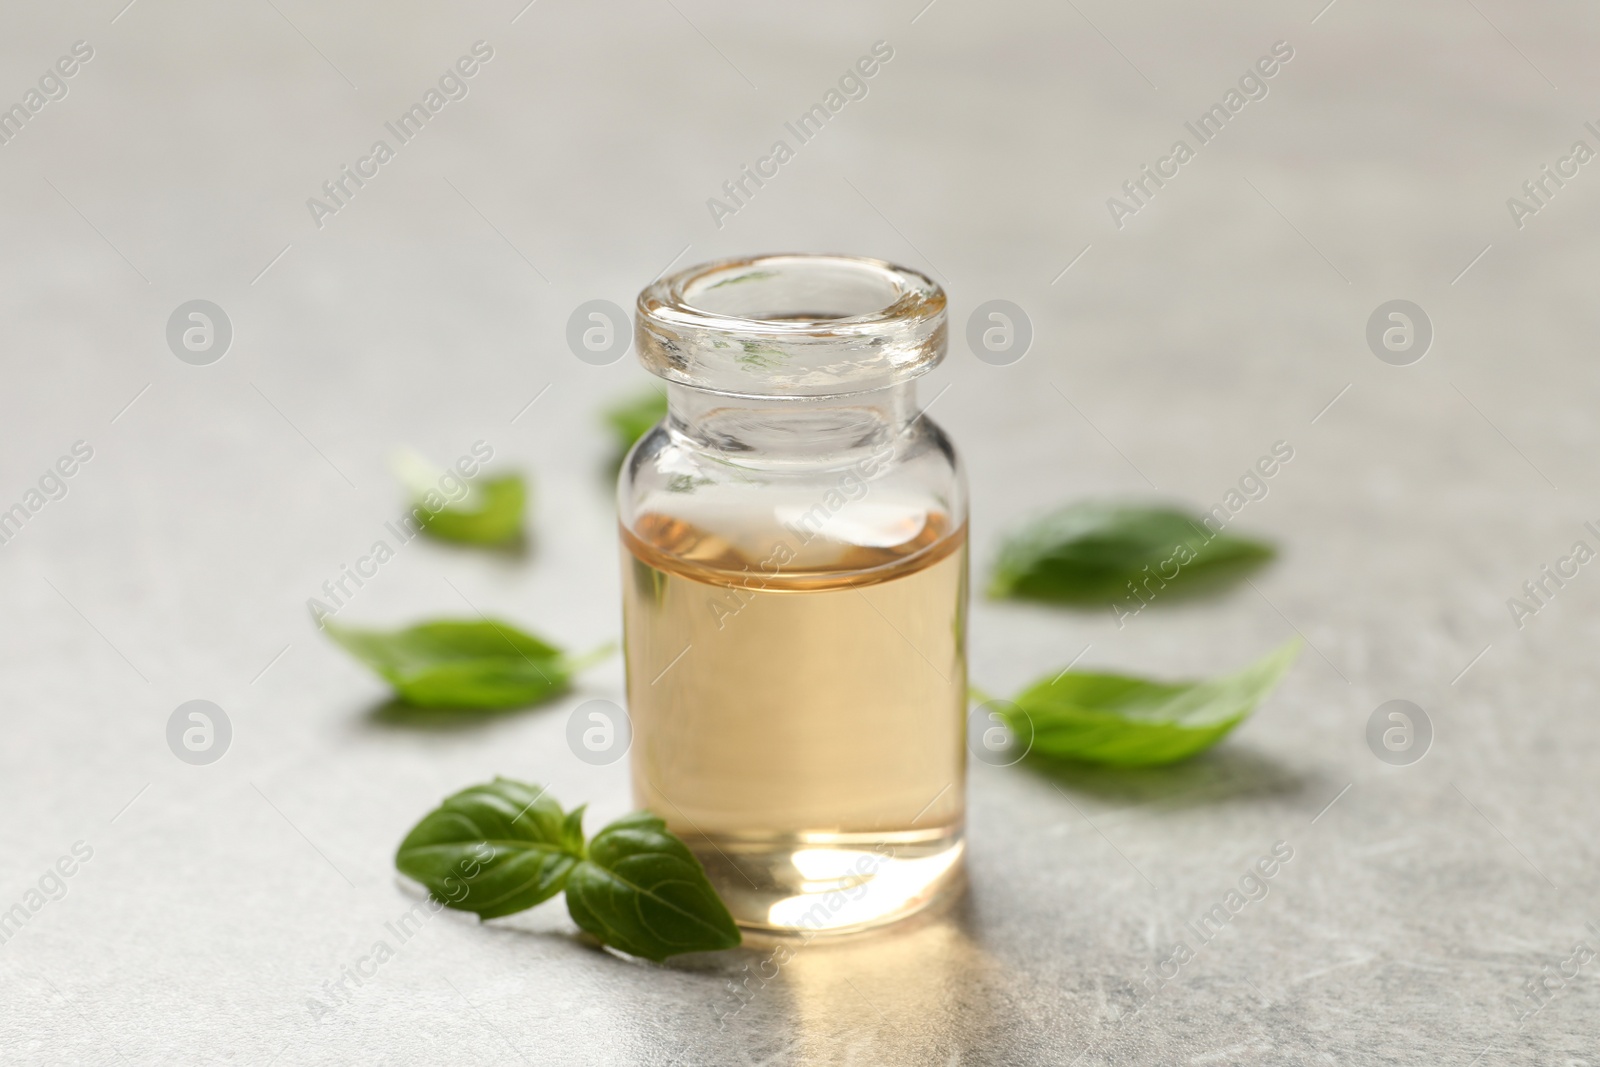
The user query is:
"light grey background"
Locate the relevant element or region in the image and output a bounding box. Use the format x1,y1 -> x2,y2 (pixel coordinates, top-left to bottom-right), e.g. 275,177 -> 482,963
2,0 -> 1596,1063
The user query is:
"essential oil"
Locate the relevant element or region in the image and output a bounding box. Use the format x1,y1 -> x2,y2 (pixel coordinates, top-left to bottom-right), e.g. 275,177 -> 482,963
622,510 -> 966,933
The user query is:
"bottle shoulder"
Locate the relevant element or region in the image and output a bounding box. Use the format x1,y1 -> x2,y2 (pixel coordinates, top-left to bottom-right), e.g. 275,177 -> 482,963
617,416 -> 966,582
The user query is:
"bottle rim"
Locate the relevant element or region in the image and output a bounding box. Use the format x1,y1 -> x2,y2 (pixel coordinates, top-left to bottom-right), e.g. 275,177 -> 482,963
635,253 -> 947,399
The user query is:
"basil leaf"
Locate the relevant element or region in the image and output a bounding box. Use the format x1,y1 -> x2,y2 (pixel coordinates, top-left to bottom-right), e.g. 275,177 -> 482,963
418,475 -> 526,546
988,501 -> 1274,605
1007,640 -> 1299,767
604,390 -> 667,455
565,812 -> 741,961
324,618 -> 609,709
393,448 -> 527,547
395,778 -> 585,918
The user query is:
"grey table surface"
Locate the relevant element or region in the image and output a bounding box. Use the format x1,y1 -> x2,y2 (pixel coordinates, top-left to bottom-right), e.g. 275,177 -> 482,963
3,0 -> 1598,1063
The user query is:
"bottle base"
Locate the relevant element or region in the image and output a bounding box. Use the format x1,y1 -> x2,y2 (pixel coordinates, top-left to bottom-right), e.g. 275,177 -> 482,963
681,825 -> 965,937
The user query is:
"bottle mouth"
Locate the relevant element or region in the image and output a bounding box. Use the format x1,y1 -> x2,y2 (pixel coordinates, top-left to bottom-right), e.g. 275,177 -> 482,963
635,254 -> 947,399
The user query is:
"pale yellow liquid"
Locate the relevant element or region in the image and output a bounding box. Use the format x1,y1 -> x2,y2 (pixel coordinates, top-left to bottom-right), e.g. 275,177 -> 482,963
621,511 -> 968,935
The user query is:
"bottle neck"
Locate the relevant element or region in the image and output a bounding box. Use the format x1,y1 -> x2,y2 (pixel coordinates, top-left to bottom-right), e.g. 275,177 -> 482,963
664,380 -> 920,469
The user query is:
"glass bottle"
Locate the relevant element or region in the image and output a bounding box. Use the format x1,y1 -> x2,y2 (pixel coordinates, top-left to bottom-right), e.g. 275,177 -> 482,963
618,254 -> 967,936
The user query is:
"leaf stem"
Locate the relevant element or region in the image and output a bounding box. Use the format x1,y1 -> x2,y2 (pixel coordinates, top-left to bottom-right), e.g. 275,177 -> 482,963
562,641 -> 619,676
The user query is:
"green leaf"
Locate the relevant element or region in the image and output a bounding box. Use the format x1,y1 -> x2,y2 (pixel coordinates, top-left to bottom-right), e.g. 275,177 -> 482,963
392,447 -> 527,546
988,501 -> 1274,606
565,811 -> 741,961
393,785 -> 741,961
1006,640 -> 1300,767
603,391 -> 667,456
418,475 -> 526,546
395,778 -> 585,918
323,618 -> 609,709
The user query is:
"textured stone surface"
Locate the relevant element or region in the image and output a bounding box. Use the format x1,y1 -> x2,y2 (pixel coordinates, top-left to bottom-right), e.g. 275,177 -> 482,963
1,0 -> 1596,1063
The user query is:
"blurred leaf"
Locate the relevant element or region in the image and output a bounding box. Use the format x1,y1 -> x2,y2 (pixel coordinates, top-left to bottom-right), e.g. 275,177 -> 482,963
988,501 -> 1274,606
1005,640 -> 1299,767
323,618 -> 611,709
604,390 -> 667,456
418,475 -> 526,545
392,448 -> 526,547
